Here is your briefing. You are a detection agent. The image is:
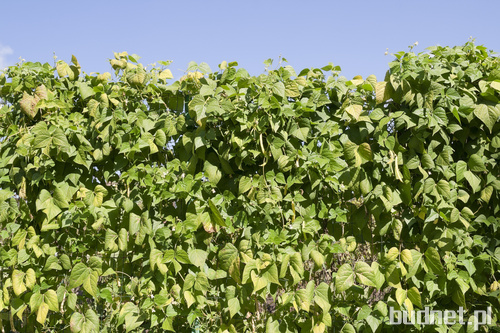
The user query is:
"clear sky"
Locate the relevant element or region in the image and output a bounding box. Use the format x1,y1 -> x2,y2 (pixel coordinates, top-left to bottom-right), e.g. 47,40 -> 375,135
1,0 -> 499,81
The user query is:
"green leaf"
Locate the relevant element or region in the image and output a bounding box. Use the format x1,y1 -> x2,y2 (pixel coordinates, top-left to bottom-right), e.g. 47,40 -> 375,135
105,229 -> 118,251
474,103 -> 500,132
272,81 -> 285,98
208,199 -> 226,227
261,263 -> 280,285
52,127 -> 70,151
452,289 -> 466,308
69,263 -> 90,289
70,312 -> 84,332
464,170 -> 481,193
194,272 -> 210,292
67,293 -> 77,310
69,263 -> 99,296
126,69 -> 146,88
354,261 -> 375,287
129,212 -> 141,235
150,249 -> 163,271
456,160 -> 467,182
70,303 -> 99,332
30,293 -> 43,312
358,143 -> 373,161
89,256 -> 103,272
218,243 -> 241,283
266,317 -> 280,333
228,298 -> 240,318
44,290 -> 59,312
295,280 -> 315,312
76,82 -> 95,100
491,81 -> 500,91
310,249 -> 325,268
176,249 -> 190,264
340,323 -> 356,333
93,185 -> 108,208
155,129 -> 167,146
25,268 -> 36,289
421,154 -> 435,168
154,289 -> 172,307
188,249 -> 207,268
481,185 -> 493,203
82,309 -> 99,333
118,302 -> 141,330
314,282 -> 331,312
53,185 -> 69,209
250,270 -> 268,293
36,189 -> 62,222
365,315 -> 381,332
56,60 -> 78,80
436,180 -> 451,199
162,317 -> 175,331
238,176 -> 252,194
292,127 -> 309,142
204,160 -> 221,185
385,262 -> 401,288
357,305 -> 371,321
346,104 -> 363,121
85,309 -> 99,332
407,287 -> 422,309
344,141 -> 361,166
336,263 -> 355,292
468,154 -> 486,172
424,247 -> 444,276
12,229 -> 27,249
119,228 -> 128,251
83,270 -> 99,297
371,262 -> 385,290
289,252 -> 304,285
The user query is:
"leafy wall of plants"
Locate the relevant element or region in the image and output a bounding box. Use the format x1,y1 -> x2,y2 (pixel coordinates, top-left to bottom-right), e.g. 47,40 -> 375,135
0,42 -> 499,332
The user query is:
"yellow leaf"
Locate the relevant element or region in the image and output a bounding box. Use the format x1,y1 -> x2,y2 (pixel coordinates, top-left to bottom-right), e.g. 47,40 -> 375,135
490,81 -> 500,91
401,249 -> 413,266
36,302 -> 49,324
375,81 -> 389,104
25,269 -> 36,290
159,69 -> 173,80
400,261 -> 407,276
395,288 -> 406,305
345,105 -> 363,121
387,247 -> 399,262
404,298 -> 414,317
12,270 -> 27,296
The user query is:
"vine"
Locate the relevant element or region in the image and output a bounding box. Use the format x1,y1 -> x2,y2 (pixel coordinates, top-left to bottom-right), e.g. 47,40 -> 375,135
0,43 -> 499,332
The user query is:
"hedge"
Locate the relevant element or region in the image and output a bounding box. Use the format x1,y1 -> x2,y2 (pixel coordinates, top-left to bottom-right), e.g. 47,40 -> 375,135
0,41 -> 499,332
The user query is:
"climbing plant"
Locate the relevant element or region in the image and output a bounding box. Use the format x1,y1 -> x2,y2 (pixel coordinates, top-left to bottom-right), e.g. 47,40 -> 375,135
0,41 -> 499,332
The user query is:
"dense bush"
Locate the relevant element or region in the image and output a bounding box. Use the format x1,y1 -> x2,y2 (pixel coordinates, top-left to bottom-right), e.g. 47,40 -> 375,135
0,42 -> 499,332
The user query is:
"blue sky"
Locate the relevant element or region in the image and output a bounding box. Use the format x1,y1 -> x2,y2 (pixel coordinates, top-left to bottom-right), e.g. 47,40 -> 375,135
1,0 -> 499,81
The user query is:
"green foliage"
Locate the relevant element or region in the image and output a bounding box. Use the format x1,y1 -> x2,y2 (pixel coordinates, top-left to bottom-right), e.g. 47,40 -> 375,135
0,43 -> 499,332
